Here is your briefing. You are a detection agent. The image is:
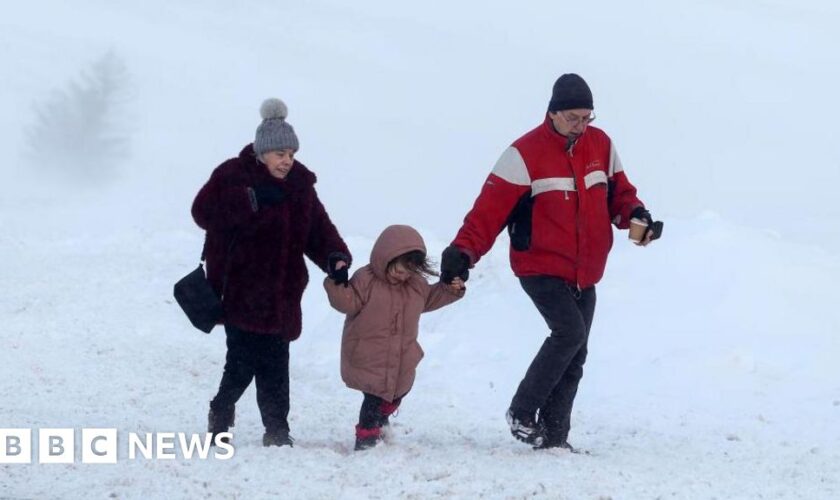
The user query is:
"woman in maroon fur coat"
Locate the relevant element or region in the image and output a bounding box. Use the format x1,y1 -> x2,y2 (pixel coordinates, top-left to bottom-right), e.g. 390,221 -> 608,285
192,98 -> 351,447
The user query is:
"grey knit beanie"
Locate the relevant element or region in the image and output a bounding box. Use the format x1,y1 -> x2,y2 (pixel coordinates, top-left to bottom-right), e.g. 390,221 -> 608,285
253,98 -> 299,156
548,74 -> 594,112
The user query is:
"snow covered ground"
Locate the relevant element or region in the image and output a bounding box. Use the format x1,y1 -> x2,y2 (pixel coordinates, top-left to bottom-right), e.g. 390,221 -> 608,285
1,192 -> 838,498
2,0 -> 839,498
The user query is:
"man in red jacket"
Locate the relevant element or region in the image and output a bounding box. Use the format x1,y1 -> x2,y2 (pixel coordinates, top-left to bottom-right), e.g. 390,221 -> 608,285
441,74 -> 660,450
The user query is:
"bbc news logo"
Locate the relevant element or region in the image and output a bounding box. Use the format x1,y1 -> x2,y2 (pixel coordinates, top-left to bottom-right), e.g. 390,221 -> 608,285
0,429 -> 234,463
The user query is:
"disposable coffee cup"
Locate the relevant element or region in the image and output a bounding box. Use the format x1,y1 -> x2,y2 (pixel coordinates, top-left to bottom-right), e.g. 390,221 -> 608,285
628,218 -> 649,242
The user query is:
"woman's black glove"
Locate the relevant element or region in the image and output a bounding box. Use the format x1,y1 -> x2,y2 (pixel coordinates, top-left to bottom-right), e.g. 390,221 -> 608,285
253,184 -> 286,209
441,245 -> 470,284
327,252 -> 351,287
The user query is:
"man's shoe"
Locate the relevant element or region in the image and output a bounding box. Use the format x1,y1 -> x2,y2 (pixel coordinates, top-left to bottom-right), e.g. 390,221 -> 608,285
506,408 -> 546,447
533,435 -> 590,454
533,439 -> 584,453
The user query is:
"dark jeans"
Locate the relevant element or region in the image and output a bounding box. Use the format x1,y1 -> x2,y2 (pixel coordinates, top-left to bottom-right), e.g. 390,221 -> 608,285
511,276 -> 596,442
358,392 -> 404,429
210,325 -> 290,433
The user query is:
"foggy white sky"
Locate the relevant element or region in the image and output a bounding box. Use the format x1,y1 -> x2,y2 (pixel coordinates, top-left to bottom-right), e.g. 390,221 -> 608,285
1,0 -> 838,246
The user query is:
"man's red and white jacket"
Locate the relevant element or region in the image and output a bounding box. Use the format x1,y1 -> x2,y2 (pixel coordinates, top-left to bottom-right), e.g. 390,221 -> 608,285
452,116 -> 644,288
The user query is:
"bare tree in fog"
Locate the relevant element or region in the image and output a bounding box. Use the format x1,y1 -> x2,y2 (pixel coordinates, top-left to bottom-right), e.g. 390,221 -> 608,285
25,50 -> 132,182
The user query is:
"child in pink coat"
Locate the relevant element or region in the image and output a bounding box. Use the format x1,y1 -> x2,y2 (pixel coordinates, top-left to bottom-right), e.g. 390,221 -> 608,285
324,225 -> 465,450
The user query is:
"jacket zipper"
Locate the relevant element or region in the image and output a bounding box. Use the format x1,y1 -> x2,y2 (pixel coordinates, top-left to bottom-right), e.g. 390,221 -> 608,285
569,148 -> 583,290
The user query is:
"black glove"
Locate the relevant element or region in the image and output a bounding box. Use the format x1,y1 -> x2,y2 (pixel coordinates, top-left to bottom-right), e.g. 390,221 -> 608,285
630,206 -> 653,227
327,251 -> 351,287
440,245 -> 470,284
630,206 -> 663,241
253,184 -> 286,209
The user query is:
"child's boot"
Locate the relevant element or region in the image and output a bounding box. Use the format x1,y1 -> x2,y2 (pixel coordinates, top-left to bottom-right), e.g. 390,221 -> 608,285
354,425 -> 382,451
378,400 -> 401,428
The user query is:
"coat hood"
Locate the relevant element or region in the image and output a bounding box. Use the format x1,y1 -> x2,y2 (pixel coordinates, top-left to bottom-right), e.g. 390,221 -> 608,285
370,225 -> 426,281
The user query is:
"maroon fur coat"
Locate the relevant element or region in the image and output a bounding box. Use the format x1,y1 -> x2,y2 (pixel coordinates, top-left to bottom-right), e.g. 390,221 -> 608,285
192,144 -> 350,339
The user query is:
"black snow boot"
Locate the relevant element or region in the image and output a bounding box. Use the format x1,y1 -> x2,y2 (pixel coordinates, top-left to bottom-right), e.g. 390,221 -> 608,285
263,429 -> 294,447
208,405 -> 235,445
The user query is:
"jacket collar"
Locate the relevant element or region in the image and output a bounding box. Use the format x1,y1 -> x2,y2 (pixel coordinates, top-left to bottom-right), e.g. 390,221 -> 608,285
541,114 -> 588,141
540,114 -> 590,155
238,143 -> 317,190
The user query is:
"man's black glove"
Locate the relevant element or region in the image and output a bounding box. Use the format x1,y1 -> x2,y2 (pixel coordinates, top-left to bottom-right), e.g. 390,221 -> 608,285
327,251 -> 351,287
253,184 -> 286,209
630,206 -> 653,227
630,206 -> 663,241
440,245 -> 470,284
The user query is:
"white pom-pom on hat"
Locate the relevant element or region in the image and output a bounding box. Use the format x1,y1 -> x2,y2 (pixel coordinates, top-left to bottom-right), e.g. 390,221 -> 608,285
254,98 -> 299,155
260,98 -> 288,120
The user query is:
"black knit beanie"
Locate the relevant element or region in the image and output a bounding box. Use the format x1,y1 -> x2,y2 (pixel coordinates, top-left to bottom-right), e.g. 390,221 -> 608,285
547,73 -> 593,112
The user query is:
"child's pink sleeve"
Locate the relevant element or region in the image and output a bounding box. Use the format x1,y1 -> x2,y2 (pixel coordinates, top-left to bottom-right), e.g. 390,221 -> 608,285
423,281 -> 465,313
324,269 -> 369,315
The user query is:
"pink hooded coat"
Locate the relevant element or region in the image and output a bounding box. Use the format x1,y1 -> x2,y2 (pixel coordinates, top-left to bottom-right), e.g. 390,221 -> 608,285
324,225 -> 464,402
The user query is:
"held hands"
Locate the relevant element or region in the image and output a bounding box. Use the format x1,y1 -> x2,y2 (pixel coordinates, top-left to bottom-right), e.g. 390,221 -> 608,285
447,277 -> 466,293
440,245 -> 470,284
327,252 -> 351,287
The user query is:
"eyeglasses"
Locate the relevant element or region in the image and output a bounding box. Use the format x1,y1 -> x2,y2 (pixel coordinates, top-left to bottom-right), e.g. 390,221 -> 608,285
560,111 -> 596,126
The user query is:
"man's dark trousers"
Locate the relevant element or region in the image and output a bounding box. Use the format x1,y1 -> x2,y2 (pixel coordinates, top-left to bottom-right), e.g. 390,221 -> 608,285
511,275 -> 596,443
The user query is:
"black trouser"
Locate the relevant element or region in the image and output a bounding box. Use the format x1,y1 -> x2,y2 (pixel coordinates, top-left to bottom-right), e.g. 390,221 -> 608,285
511,276 -> 596,443
210,325 -> 290,433
358,392 -> 404,429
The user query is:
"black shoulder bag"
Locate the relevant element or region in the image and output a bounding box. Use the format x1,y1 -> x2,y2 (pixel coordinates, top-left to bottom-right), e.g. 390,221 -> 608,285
173,234 -> 236,334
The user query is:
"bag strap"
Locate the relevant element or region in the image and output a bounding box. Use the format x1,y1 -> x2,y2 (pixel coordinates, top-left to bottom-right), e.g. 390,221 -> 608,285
202,157 -> 258,295
198,231 -> 240,297
200,232 -> 208,262
220,234 -> 239,299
